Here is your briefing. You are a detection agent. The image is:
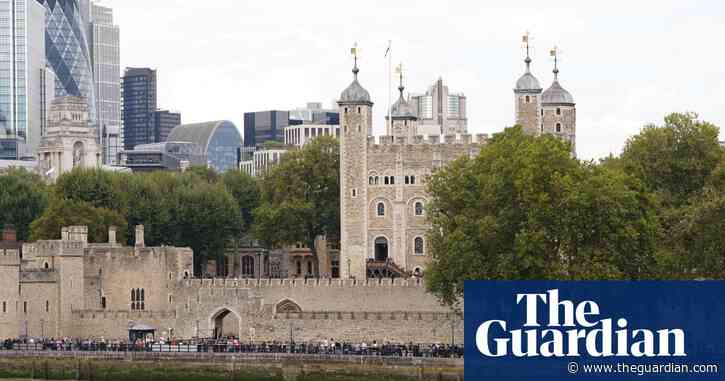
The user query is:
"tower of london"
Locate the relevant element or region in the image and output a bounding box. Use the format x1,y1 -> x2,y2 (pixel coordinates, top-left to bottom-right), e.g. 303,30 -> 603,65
338,43 -> 577,280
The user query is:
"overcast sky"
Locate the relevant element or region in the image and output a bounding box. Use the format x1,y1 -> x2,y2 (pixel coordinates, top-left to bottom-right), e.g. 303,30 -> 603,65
101,0 -> 724,160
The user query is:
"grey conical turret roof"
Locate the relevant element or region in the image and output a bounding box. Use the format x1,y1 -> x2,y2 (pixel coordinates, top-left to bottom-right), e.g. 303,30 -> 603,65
515,56 -> 542,92
339,63 -> 372,104
542,68 -> 574,105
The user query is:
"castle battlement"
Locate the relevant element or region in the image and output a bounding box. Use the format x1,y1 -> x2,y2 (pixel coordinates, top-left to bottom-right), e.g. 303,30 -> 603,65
273,310 -> 458,322
72,310 -> 177,320
180,277 -> 426,290
367,133 -> 488,148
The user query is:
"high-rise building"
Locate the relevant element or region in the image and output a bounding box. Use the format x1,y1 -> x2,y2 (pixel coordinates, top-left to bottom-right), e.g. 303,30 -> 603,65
36,0 -> 97,127
243,110 -> 288,147
410,78 -> 467,136
122,67 -> 157,150
0,0 -> 53,160
88,1 -> 120,164
289,102 -> 339,126
151,110 -> 181,143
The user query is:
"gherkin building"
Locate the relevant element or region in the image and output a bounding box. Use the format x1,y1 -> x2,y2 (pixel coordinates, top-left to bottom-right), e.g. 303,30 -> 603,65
36,0 -> 97,125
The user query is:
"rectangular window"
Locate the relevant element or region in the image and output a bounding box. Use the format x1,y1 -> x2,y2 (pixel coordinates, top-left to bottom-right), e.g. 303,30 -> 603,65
46,301 -> 49,313
23,301 -> 27,314
2,301 -> 5,313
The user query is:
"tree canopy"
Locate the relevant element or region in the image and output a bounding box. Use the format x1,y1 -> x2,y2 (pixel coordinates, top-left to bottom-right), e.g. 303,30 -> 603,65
0,168 -> 48,241
253,136 -> 340,257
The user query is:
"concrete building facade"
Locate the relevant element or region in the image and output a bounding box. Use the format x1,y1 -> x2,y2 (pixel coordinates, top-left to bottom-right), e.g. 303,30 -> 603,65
409,78 -> 467,136
37,96 -> 101,181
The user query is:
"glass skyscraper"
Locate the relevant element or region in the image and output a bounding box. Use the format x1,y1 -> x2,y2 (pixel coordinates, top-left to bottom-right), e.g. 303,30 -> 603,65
0,0 -> 50,160
36,0 -> 97,126
88,1 -> 120,164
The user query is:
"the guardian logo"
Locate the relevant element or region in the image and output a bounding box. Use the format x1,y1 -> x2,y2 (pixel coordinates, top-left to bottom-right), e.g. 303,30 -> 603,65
476,290 -> 687,358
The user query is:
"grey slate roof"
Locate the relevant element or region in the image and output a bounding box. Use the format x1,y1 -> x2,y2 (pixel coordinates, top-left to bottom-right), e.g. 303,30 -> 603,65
516,72 -> 542,92
390,90 -> 416,119
340,79 -> 371,104
542,80 -> 575,105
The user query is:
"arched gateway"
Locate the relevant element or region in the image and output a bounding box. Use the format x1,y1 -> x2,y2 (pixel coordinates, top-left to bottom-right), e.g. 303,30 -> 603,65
209,307 -> 241,339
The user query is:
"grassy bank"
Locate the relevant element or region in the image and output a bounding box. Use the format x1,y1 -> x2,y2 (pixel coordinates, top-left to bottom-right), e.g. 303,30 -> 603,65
0,354 -> 462,381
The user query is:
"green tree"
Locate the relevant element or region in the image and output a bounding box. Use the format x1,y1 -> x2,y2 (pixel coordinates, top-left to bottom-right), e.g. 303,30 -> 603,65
54,167 -> 126,212
118,172 -> 175,247
425,127 -> 660,306
253,136 -> 339,261
619,112 -> 722,207
221,170 -> 260,230
30,198 -> 127,243
0,168 -> 48,241
168,182 -> 241,275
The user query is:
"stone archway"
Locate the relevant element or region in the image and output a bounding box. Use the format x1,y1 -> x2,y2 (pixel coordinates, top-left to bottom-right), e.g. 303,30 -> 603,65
209,307 -> 241,339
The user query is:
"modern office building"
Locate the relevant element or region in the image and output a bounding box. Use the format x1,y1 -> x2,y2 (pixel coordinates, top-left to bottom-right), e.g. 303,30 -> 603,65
88,1 -> 121,164
243,110 -> 288,147
36,0 -> 97,126
289,102 -> 339,126
0,0 -> 52,160
410,78 -> 467,136
121,67 -> 157,150
284,124 -> 339,147
166,121 -> 242,172
151,110 -> 181,143
240,149 -> 288,178
119,141 -> 204,172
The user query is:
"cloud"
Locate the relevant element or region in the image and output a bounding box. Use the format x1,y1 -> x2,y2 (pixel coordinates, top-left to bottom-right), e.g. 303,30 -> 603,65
104,0 -> 725,159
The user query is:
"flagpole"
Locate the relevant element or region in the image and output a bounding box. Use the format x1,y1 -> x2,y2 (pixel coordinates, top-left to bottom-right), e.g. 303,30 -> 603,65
387,40 -> 392,128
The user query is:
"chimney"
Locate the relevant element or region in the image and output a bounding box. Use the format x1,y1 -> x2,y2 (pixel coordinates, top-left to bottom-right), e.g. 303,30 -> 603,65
68,226 -> 88,244
108,226 -> 117,246
135,225 -> 145,248
2,225 -> 17,242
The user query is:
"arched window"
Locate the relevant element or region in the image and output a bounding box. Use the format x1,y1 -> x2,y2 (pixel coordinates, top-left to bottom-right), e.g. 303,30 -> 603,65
358,107 -> 361,113
374,177 -> 379,185
390,176 -> 395,185
242,256 -> 255,277
410,176 -> 416,185
414,237 -> 425,255
405,176 -> 410,185
384,177 -> 389,185
140,289 -> 144,301
369,177 -> 374,185
276,299 -> 302,314
556,108 -> 561,115
556,123 -> 562,133
344,107 -> 348,114
377,202 -> 385,217
415,202 -> 424,216
131,289 -> 136,302
43,262 -> 49,269
525,95 -> 530,103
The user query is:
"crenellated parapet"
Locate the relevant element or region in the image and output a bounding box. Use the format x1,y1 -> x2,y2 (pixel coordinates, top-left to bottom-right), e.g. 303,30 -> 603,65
178,277 -> 427,290
367,133 -> 488,148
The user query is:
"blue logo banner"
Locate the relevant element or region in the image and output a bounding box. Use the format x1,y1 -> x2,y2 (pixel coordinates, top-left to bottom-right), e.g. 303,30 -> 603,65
464,281 -> 725,380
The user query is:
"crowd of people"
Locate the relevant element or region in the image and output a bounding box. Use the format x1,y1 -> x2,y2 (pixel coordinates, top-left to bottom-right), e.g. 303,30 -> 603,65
1,337 -> 463,358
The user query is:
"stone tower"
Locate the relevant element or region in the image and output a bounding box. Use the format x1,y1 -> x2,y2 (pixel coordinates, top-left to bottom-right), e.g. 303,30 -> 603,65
541,48 -> 576,154
514,35 -> 543,136
385,66 -> 418,140
338,48 -> 373,280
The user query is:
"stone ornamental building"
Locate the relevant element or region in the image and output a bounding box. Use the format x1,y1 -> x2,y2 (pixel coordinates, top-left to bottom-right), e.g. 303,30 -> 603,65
338,43 -> 576,280
37,96 -> 102,181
